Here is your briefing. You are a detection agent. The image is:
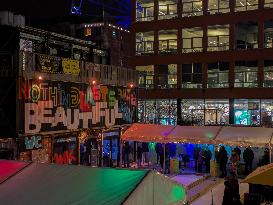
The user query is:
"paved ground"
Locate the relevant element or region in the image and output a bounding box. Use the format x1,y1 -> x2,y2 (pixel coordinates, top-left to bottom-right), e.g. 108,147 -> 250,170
191,180 -> 249,205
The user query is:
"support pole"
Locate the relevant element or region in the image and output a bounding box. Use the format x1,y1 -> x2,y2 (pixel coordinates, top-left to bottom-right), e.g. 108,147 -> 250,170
120,140 -> 123,168
163,143 -> 166,174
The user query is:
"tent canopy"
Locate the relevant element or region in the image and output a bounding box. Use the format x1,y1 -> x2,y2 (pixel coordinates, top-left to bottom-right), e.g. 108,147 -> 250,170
0,160 -> 187,205
121,123 -> 273,147
121,123 -> 175,143
215,126 -> 273,147
167,126 -> 220,144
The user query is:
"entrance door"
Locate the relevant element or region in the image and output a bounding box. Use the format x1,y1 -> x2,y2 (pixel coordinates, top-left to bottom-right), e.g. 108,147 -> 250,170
103,136 -> 119,167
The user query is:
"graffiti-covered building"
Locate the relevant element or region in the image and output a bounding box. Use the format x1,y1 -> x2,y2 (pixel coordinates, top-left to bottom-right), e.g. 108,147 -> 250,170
0,24 -> 138,167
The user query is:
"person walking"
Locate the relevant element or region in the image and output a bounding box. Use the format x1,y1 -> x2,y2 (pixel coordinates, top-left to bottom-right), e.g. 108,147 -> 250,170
243,146 -> 254,175
219,146 -> 228,177
137,144 -> 143,167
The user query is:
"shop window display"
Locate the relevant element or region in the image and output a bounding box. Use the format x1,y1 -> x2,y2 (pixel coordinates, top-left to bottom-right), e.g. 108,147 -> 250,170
181,99 -> 204,125
205,100 -> 229,125
261,100 -> 273,127
234,99 -> 260,126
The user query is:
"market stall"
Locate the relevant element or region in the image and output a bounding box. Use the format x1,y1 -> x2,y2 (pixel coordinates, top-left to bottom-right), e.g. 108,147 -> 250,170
0,160 -> 187,205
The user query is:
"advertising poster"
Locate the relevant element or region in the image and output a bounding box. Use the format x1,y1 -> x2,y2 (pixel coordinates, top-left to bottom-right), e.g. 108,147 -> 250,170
36,54 -> 61,74
62,58 -> 80,75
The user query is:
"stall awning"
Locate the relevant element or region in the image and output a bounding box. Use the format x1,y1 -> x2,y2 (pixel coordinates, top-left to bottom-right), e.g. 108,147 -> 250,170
121,123 -> 273,147
214,126 -> 273,147
121,123 -> 175,143
167,126 -> 221,144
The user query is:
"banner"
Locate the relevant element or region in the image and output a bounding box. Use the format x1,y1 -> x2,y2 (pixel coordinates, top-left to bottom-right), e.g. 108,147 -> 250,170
19,79 -> 137,134
36,54 -> 60,74
62,58 -> 80,75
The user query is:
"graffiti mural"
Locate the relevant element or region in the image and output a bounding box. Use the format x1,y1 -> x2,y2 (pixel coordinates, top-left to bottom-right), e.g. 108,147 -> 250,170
19,79 -> 136,134
53,136 -> 77,165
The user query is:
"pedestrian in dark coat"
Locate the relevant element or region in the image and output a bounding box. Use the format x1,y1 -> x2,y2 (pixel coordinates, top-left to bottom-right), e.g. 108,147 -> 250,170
137,144 -> 142,167
124,142 -> 131,168
219,146 -> 228,177
243,147 -> 254,175
222,180 -> 234,205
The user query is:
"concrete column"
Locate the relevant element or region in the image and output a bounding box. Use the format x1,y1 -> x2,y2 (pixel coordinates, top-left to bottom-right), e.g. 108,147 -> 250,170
258,21 -> 264,49
258,60 -> 264,87
229,61 -> 235,88
229,24 -> 235,51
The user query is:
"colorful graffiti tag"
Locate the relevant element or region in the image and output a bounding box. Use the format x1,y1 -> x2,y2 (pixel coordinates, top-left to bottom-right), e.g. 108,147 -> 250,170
19,79 -> 136,134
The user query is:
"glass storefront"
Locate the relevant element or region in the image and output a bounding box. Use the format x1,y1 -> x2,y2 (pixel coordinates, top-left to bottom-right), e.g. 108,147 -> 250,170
138,99 -> 273,127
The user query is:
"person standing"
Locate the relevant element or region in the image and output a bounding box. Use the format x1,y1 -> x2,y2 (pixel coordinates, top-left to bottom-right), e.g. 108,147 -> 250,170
197,149 -> 205,173
141,142 -> 149,166
194,145 -> 201,172
124,142 -> 131,168
222,180 -> 235,205
243,147 -> 254,175
204,147 -> 212,173
230,149 -> 240,177
155,143 -> 162,165
234,147 -> 241,161
219,146 -> 228,177
137,144 -> 143,167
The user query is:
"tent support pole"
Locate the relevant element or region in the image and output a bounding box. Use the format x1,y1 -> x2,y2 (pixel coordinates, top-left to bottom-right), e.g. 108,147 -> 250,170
163,143 -> 166,174
120,140 -> 123,168
269,133 -> 273,163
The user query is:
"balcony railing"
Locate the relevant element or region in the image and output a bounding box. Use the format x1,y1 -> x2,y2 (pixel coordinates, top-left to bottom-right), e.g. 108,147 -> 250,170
136,41 -> 154,55
207,4 -> 230,14
207,35 -> 229,51
158,39 -> 177,54
20,51 -> 138,87
182,37 -> 203,53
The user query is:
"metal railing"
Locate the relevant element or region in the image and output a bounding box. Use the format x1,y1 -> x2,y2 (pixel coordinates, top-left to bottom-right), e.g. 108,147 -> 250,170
157,74 -> 177,89
207,4 -> 230,14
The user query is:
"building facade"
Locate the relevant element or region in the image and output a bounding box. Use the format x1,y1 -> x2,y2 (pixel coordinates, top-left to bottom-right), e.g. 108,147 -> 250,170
130,0 -> 273,127
0,25 -> 137,167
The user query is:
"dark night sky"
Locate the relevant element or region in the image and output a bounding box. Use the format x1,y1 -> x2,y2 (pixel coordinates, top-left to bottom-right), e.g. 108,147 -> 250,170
1,0 -> 71,19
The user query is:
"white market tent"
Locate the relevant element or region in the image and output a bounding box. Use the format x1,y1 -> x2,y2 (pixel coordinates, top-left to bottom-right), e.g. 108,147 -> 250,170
121,123 -> 273,148
0,160 -> 187,205
214,126 -> 273,147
